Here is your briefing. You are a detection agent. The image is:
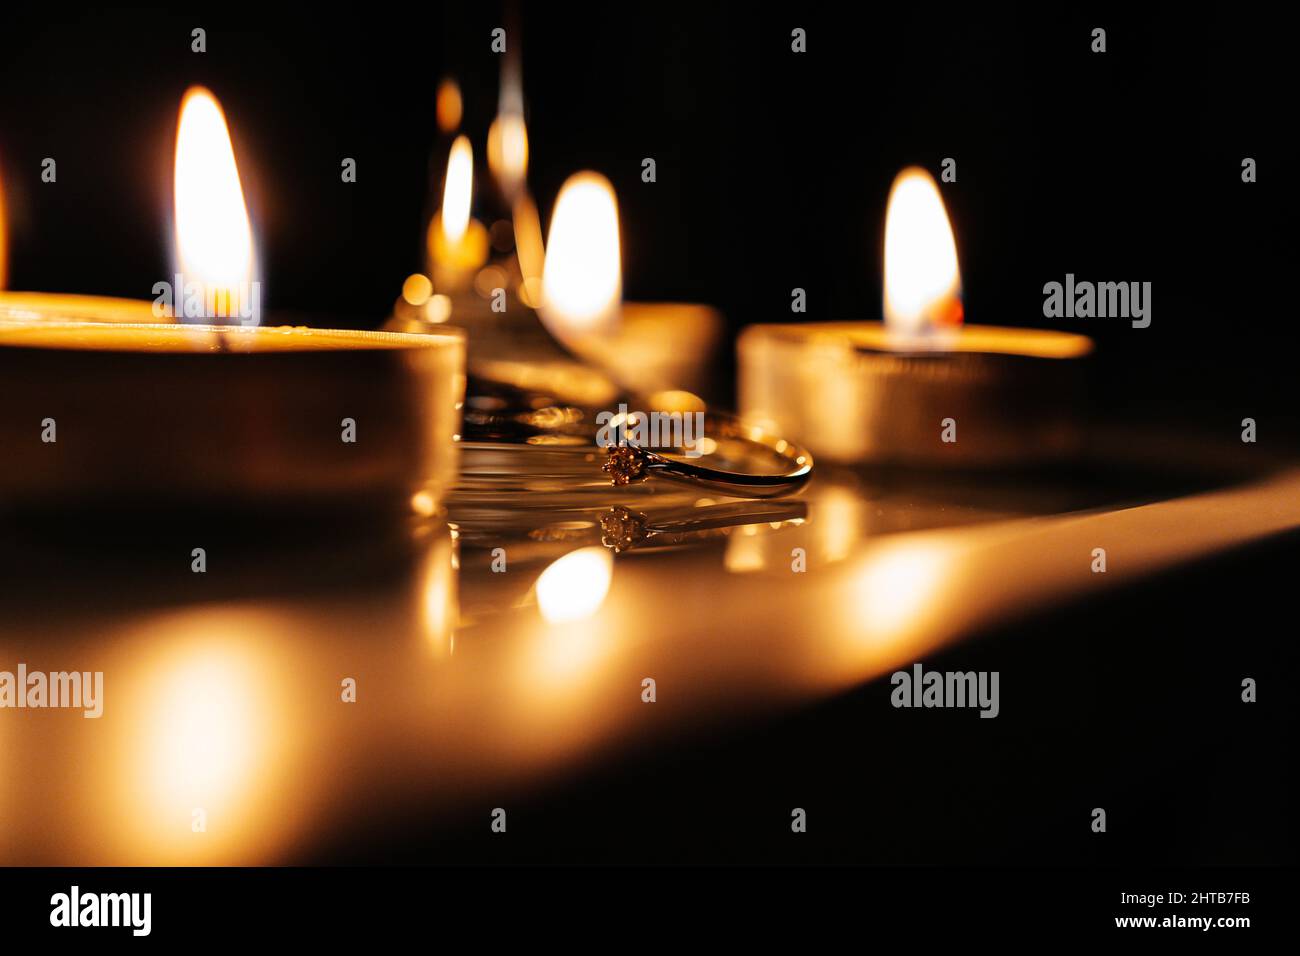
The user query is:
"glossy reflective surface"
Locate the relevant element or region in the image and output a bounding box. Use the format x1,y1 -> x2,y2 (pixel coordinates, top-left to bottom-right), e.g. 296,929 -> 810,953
3,456 -> 1298,864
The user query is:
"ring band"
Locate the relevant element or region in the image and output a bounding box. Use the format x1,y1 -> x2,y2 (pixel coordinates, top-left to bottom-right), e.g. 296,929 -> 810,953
601,412 -> 813,498
460,390 -> 814,499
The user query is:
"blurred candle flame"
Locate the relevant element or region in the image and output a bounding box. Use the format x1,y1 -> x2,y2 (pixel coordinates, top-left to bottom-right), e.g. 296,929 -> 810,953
536,546 -> 613,624
883,167 -> 962,335
103,610 -> 305,865
427,136 -> 488,286
435,78 -> 463,134
418,527 -> 459,655
145,647 -> 260,809
854,538 -> 954,643
488,113 -> 529,197
540,172 -> 621,342
173,87 -> 256,321
494,28 -> 526,193
441,135 -> 474,245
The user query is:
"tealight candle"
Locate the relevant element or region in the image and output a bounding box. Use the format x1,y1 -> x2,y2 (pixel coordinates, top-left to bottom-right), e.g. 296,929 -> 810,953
536,171 -> 722,399
0,322 -> 465,516
393,108 -> 536,331
739,167 -> 1092,467
0,86 -> 466,517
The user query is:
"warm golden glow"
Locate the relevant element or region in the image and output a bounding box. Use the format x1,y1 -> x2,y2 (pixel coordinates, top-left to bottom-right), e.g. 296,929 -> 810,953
436,78 -> 463,133
93,609 -> 308,865
488,113 -> 529,195
512,194 -> 546,306
474,264 -> 509,299
418,529 -> 458,655
174,87 -> 256,320
124,629 -> 288,864
815,483 -> 864,564
854,538 -> 954,642
424,293 -> 453,323
646,389 -> 707,414
883,167 -> 962,335
144,647 -> 259,808
401,273 -> 433,306
427,136 -> 488,285
441,135 -> 474,245
724,529 -> 767,573
540,172 -> 621,339
536,546 -> 613,624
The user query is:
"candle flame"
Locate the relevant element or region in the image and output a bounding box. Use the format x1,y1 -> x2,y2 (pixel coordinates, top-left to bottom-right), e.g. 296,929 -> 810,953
883,167 -> 962,336
488,112 -> 529,196
536,547 -> 613,624
173,87 -> 256,322
540,172 -> 621,341
441,135 -> 474,245
435,78 -> 463,134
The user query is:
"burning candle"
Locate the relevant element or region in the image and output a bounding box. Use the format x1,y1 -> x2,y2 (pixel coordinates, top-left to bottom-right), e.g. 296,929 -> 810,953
739,167 -> 1092,467
488,28 -> 529,205
0,86 -> 465,516
395,168 -> 721,410
487,111 -> 529,205
171,87 -> 258,324
0,88 -> 260,326
427,135 -> 490,295
539,172 -> 623,342
537,171 -> 722,399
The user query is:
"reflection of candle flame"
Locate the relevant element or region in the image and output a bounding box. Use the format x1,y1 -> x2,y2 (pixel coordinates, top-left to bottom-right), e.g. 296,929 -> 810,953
102,610 -> 306,865
883,167 -> 962,335
419,528 -> 459,655
530,547 -> 615,688
174,86 -> 256,320
854,538 -> 954,642
540,172 -> 621,342
139,642 -> 270,834
536,546 -> 613,623
441,135 -> 474,245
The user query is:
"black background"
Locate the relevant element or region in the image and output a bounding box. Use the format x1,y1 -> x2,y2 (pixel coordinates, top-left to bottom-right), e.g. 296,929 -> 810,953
0,3 -> 1290,440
